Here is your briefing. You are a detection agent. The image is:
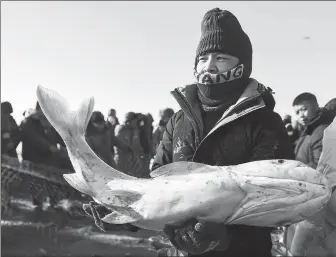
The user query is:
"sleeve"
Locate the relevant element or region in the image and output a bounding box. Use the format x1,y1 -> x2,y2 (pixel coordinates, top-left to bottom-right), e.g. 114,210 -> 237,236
249,110 -> 295,162
151,113 -> 177,171
307,125 -> 329,169
153,127 -> 162,150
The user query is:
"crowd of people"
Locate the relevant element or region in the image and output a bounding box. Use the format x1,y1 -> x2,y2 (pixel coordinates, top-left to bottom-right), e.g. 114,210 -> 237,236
1,101 -> 176,176
1,100 -> 175,208
2,6 -> 336,257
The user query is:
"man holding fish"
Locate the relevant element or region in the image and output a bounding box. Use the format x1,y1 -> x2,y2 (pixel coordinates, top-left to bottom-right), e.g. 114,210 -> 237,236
36,7 -> 335,257
147,8 -> 295,257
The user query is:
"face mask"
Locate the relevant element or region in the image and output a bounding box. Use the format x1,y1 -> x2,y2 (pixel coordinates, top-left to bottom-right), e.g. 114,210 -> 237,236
194,64 -> 244,85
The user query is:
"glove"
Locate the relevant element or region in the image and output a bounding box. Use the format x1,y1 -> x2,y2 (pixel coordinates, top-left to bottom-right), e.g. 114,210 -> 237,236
163,218 -> 230,255
82,201 -> 140,232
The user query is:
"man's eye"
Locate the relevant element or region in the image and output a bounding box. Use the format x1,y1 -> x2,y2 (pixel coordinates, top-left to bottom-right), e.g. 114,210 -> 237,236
217,56 -> 228,61
198,57 -> 207,62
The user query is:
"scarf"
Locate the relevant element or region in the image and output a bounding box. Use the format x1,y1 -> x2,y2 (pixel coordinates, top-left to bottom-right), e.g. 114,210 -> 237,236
194,64 -> 248,112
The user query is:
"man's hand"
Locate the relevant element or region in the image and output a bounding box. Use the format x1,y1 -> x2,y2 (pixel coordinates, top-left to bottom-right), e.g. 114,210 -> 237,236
163,219 -> 230,255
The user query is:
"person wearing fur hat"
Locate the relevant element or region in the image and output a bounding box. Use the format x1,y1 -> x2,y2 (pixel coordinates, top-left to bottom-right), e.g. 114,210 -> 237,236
83,8 -> 294,257
149,8 -> 294,257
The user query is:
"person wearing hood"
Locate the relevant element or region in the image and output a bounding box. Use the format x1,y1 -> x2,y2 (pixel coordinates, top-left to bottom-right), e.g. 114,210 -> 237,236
153,108 -> 175,151
148,8 -> 294,257
82,8 -> 294,256
292,93 -> 334,169
1,101 -> 21,158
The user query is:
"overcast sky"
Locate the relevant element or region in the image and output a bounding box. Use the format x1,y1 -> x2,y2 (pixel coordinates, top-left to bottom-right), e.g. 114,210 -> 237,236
2,1 -> 336,124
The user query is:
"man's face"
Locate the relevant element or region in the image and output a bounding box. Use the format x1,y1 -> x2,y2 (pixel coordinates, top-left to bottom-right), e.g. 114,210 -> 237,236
293,101 -> 319,126
196,52 -> 239,74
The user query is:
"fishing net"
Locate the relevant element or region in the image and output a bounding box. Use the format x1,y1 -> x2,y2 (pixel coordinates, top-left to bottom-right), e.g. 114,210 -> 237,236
1,155 -> 84,214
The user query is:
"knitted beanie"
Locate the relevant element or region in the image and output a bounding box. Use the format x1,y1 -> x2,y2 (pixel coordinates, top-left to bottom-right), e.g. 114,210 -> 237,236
195,8 -> 253,79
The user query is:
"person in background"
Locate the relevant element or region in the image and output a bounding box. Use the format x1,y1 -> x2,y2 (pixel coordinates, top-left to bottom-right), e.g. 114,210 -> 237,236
153,108 -> 175,151
292,92 -> 334,169
324,98 -> 336,118
135,113 -> 154,178
86,111 -> 115,168
86,111 -> 132,169
20,102 -> 62,166
282,114 -> 300,148
1,101 -> 21,158
106,108 -> 119,135
114,112 -> 146,177
287,94 -> 336,257
106,108 -> 120,161
20,102 -> 67,209
145,113 -> 156,157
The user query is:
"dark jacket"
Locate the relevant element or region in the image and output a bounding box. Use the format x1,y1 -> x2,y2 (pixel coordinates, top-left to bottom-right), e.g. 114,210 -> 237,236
1,114 -> 21,158
294,108 -> 334,169
153,124 -> 166,153
86,123 -> 131,169
152,79 -> 294,257
115,123 -> 150,178
20,113 -> 57,165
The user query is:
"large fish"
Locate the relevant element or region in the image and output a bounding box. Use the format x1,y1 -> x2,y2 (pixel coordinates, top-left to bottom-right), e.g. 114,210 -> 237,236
36,85 -> 332,232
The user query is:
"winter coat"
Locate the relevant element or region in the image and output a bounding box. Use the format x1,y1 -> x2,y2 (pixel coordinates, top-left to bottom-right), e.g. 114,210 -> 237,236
1,114 -> 21,158
85,124 -> 129,169
153,124 -> 166,153
20,113 -> 58,165
115,124 -> 149,178
152,79 -> 294,257
294,108 -> 334,169
287,108 -> 335,256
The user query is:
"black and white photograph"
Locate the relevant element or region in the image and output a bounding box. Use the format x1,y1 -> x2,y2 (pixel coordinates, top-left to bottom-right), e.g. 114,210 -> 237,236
1,1 -> 336,257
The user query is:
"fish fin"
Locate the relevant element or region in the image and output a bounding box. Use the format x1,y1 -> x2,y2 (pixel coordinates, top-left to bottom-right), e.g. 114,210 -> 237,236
36,85 -> 94,138
63,173 -> 94,196
37,85 -> 136,187
101,208 -> 142,224
317,117 -> 336,189
98,190 -> 142,207
150,161 -> 210,178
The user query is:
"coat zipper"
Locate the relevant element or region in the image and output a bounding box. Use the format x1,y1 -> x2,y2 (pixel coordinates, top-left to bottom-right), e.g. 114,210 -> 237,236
192,96 -> 265,161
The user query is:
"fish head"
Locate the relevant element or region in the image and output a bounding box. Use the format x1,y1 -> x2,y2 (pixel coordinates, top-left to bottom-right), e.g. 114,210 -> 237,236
269,159 -> 308,170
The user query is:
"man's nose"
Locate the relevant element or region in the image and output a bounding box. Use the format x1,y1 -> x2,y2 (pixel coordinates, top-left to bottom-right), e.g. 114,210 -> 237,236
204,58 -> 218,73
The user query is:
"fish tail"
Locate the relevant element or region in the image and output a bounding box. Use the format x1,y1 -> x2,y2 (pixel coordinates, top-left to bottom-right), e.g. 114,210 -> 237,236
36,85 -> 94,139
